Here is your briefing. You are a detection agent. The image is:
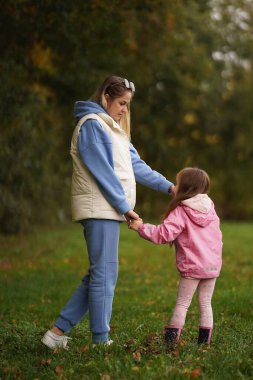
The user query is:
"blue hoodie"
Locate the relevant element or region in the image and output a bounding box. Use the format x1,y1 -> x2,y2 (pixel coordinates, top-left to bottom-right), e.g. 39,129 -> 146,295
74,101 -> 173,215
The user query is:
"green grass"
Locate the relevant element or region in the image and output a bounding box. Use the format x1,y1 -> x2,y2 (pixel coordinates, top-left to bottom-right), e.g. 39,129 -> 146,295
1,222 -> 253,380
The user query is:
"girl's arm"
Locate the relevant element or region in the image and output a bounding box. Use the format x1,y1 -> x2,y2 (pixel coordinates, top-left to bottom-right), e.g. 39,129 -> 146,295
136,208 -> 185,244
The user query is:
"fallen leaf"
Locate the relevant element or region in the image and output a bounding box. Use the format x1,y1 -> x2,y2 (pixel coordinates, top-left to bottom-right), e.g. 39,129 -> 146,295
166,346 -> 180,357
101,374 -> 111,380
144,300 -> 155,306
3,367 -> 12,373
55,365 -> 63,374
0,261 -> 12,270
14,371 -> 23,378
199,346 -> 209,353
120,258 -> 128,265
183,368 -> 192,375
145,332 -> 159,342
40,358 -> 52,366
132,366 -> 140,372
81,345 -> 89,353
124,339 -> 136,350
132,351 -> 141,362
191,368 -> 202,379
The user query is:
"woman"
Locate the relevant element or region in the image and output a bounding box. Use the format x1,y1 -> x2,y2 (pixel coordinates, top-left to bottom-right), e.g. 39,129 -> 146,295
42,75 -> 174,349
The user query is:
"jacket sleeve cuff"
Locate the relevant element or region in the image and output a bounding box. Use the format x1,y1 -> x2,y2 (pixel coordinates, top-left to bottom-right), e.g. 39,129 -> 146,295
116,200 -> 131,215
158,180 -> 174,194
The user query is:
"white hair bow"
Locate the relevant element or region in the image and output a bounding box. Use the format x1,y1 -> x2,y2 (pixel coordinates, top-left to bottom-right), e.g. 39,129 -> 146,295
123,78 -> 135,92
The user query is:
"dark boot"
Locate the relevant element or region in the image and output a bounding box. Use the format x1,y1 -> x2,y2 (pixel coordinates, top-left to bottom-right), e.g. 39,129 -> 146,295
198,327 -> 212,345
164,326 -> 182,347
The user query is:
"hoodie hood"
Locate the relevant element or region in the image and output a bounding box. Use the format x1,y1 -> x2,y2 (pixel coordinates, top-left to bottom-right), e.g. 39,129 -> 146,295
74,101 -> 106,120
181,194 -> 217,227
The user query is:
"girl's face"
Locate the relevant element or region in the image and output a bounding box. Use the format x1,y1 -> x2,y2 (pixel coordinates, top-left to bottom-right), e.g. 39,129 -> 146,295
105,91 -> 132,122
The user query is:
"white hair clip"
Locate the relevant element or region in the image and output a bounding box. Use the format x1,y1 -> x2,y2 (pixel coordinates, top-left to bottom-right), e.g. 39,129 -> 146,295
123,78 -> 135,92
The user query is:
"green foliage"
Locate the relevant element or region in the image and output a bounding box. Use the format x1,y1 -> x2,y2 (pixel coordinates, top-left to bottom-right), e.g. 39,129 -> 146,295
0,1 -> 72,233
1,222 -> 253,379
1,0 -> 253,233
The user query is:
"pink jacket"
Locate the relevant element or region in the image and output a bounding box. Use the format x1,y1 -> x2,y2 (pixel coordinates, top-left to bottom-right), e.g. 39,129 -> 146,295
138,194 -> 222,279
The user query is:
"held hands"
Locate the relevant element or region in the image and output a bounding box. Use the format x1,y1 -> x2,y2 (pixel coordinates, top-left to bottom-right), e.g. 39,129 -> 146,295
124,210 -> 143,231
129,218 -> 143,231
124,210 -> 139,226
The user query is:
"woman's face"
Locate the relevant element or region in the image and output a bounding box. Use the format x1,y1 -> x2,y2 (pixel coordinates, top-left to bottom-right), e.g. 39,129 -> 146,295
105,91 -> 132,122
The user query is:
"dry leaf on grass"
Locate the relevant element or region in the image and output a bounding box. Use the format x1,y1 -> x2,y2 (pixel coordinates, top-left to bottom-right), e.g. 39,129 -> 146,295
55,365 -> 63,374
14,371 -> 23,378
81,345 -> 89,353
40,358 -> 52,366
170,347 -> 180,357
191,368 -> 202,378
100,374 -> 111,380
132,351 -> 142,362
124,338 -> 137,350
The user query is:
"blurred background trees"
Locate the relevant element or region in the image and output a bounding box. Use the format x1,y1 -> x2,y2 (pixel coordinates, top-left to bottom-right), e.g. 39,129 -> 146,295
1,0 -> 253,233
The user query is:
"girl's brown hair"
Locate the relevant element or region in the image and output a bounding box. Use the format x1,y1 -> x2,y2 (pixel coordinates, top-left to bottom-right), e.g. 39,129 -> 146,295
91,75 -> 135,138
164,167 -> 210,219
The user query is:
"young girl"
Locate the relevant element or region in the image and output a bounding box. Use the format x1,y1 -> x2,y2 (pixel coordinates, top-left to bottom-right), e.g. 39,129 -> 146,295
130,167 -> 222,346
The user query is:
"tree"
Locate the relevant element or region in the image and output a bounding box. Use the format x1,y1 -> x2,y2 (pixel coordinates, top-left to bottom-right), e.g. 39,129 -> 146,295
1,0 -> 253,233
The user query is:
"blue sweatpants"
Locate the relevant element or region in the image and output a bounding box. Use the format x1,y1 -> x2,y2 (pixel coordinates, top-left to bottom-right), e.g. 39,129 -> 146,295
55,219 -> 120,343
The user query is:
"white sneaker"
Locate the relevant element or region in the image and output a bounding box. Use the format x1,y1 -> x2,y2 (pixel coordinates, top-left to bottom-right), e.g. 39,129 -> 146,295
92,339 -> 114,348
41,330 -> 71,350
104,339 -> 114,346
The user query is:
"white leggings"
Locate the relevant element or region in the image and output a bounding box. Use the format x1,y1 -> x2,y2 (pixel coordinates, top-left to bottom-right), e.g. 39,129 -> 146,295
169,277 -> 216,329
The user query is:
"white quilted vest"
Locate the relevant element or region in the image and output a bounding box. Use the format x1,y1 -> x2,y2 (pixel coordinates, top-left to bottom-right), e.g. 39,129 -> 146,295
70,113 -> 136,222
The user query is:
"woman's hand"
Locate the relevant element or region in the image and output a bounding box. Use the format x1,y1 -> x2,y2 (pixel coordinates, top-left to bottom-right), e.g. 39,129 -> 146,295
129,218 -> 143,231
124,210 -> 139,226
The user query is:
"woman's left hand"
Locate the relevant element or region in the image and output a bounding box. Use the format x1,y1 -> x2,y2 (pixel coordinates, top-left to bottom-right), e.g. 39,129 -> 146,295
124,210 -> 139,226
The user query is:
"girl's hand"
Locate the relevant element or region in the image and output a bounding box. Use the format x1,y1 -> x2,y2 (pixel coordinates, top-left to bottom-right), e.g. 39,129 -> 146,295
169,185 -> 176,195
124,210 -> 139,226
129,218 -> 143,231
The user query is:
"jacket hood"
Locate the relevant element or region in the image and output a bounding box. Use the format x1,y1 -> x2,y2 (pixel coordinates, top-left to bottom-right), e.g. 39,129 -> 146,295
74,101 -> 106,120
181,194 -> 217,227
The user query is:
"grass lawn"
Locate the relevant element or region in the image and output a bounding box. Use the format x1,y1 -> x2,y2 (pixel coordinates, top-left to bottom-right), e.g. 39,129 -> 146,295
0,221 -> 253,380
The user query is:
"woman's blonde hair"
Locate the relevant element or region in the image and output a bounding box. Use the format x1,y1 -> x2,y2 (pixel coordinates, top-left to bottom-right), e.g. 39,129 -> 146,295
164,167 -> 210,219
91,75 -> 135,138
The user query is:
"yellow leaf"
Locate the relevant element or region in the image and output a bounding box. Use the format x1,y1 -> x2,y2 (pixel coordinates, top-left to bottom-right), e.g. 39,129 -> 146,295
81,345 -> 89,353
101,374 -> 111,380
132,351 -> 141,362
